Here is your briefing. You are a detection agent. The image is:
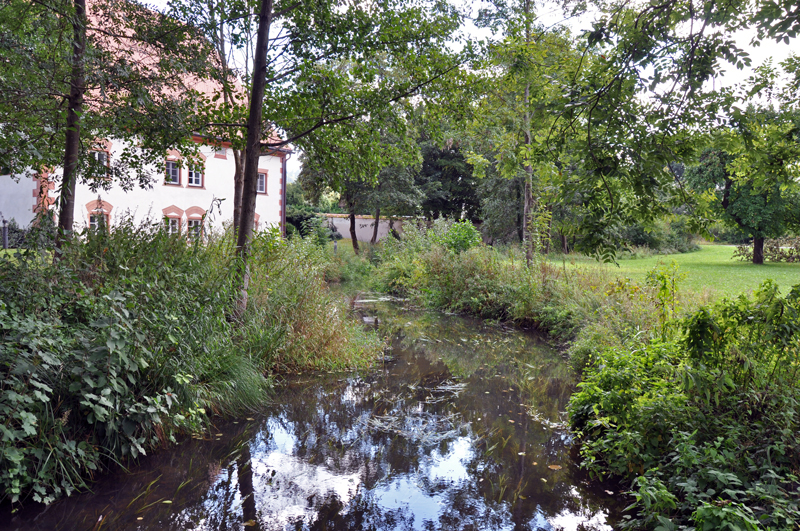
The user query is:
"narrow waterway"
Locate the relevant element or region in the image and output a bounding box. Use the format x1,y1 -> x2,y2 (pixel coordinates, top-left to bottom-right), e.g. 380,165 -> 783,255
3,297 -> 624,531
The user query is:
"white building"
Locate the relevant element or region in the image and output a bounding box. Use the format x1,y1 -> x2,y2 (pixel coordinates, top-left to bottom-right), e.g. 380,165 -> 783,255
0,135 -> 290,236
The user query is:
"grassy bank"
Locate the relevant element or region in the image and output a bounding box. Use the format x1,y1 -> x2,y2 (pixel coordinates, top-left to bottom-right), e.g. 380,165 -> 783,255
0,220 -> 382,507
330,221 -> 800,528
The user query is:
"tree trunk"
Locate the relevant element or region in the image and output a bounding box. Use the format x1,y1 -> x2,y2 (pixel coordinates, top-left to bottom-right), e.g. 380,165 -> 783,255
55,0 -> 87,251
561,233 -> 569,254
349,211 -> 359,254
370,206 -> 380,245
234,0 -> 273,318
232,148 -> 244,230
389,219 -> 401,240
543,205 -> 552,254
753,236 -> 765,265
236,444 -> 259,531
515,177 -> 523,243
523,166 -> 534,266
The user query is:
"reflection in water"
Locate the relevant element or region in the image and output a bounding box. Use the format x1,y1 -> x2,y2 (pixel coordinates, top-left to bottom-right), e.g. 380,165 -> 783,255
1,298 -> 623,531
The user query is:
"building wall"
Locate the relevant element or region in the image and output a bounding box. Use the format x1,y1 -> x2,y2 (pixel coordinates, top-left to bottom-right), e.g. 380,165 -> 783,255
326,214 -> 404,242
0,138 -> 287,233
0,170 -> 39,225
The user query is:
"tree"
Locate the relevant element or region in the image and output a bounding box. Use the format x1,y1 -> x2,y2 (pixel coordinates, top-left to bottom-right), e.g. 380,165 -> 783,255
298,111 -> 422,253
465,19 -> 582,263
170,0 -> 463,311
415,140 -> 480,222
535,0 -> 800,258
0,0 -> 212,248
686,148 -> 800,264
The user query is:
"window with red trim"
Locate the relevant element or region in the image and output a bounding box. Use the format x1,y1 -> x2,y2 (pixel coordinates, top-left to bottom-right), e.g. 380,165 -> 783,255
165,217 -> 181,234
187,165 -> 203,187
166,160 -> 180,185
187,219 -> 202,239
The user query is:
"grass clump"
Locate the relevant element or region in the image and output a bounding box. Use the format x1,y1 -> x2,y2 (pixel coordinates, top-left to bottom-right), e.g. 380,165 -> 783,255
367,219 -> 665,368
0,217 -> 382,507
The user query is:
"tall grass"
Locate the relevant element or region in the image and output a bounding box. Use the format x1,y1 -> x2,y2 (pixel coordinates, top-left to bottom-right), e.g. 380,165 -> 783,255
361,219 -> 676,371
0,217 -> 382,507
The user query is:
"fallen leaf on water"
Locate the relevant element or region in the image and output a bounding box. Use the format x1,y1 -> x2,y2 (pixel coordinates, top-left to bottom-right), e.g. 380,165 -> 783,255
246,418 -> 255,421
508,420 -> 515,423
548,465 -> 562,470
605,490 -> 614,495
532,462 -> 538,465
519,495 -> 527,499
244,520 -> 257,527
541,478 -> 547,482
162,500 -> 173,504
137,517 -> 143,521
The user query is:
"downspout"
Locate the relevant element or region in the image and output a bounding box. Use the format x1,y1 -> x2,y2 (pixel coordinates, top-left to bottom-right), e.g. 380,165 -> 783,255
282,150 -> 291,238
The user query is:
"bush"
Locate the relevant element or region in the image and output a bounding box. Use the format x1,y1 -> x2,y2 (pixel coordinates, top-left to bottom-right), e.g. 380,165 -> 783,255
733,236 -> 800,263
569,282 -> 800,529
434,219 -> 482,254
0,218 -> 382,507
616,216 -> 700,255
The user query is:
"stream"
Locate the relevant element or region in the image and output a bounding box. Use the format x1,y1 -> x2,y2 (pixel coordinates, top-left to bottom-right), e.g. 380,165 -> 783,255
3,296 -> 624,530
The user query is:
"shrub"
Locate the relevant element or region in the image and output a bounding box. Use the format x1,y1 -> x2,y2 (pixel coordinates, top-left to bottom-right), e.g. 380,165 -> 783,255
569,282 -> 800,529
435,219 -> 482,254
733,236 -> 800,263
0,218 -> 382,507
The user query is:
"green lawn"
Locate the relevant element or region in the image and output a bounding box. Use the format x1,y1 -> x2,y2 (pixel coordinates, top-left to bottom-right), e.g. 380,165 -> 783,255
556,245 -> 800,298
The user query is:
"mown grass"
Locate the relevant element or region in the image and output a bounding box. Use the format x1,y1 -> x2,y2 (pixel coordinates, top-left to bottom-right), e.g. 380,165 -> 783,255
555,244 -> 800,297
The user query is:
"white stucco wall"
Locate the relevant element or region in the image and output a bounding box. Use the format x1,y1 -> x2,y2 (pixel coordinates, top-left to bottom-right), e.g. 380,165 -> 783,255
0,171 -> 39,226
0,138 -> 287,233
326,214 -> 404,242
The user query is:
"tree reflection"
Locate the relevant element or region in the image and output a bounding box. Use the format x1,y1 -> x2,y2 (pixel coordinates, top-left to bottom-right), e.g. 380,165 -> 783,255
6,302 -> 622,531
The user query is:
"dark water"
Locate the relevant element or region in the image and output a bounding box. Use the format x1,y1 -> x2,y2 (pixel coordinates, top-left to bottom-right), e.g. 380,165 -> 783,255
2,297 -> 625,531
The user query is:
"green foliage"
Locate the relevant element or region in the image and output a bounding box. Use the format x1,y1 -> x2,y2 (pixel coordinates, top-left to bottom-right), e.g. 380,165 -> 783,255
0,217 -> 382,507
373,221 -> 663,354
434,220 -> 482,254
415,141 -> 480,222
686,144 -> 800,263
733,236 -> 800,263
645,261 -> 687,338
569,282 -> 800,529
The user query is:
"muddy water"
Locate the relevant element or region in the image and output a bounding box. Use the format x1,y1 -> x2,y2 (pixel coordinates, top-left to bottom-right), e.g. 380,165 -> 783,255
3,298 -> 625,531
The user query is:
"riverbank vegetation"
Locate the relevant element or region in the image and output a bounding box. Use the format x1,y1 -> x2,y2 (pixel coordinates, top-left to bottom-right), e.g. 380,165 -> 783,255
328,219 -> 800,528
0,219 -> 382,507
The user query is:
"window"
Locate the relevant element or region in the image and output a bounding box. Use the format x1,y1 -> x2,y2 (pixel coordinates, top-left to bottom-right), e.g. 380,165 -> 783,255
91,150 -> 108,166
166,160 -> 180,184
165,217 -> 180,234
90,151 -> 110,177
89,213 -> 108,231
187,219 -> 202,239
257,172 -> 267,194
187,165 -> 203,187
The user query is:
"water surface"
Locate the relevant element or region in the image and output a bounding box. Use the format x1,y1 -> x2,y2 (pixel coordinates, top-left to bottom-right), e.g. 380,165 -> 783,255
2,297 -> 624,530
